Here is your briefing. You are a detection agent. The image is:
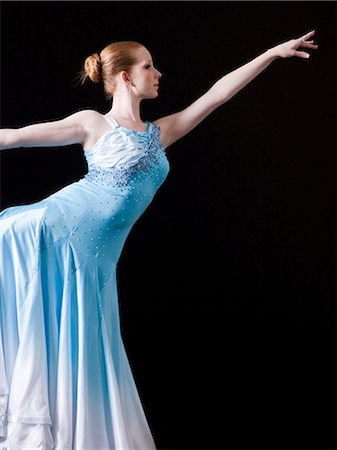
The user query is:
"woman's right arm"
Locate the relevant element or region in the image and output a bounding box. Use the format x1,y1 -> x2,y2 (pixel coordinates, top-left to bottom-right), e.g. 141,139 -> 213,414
0,109 -> 97,151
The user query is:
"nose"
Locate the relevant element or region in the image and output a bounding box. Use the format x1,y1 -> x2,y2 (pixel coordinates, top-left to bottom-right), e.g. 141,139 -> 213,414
156,68 -> 162,79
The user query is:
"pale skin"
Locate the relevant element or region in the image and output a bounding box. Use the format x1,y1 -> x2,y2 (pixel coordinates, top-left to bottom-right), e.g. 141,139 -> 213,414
0,30 -> 318,153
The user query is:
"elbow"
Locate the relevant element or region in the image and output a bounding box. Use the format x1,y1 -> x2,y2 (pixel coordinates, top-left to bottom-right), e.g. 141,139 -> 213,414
0,129 -> 6,150
208,86 -> 230,108
1,128 -> 22,150
0,129 -> 13,150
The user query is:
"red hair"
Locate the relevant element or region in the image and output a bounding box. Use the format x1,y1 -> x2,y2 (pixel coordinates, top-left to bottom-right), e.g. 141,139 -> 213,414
80,41 -> 144,100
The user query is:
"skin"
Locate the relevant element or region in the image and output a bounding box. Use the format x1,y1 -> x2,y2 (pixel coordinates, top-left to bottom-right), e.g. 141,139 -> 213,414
107,46 -> 162,126
0,30 -> 318,153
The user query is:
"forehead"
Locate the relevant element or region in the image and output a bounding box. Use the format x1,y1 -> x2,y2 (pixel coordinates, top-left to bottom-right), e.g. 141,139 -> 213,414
134,46 -> 153,62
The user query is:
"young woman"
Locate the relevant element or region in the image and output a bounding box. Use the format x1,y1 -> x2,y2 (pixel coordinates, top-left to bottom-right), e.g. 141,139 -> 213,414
0,31 -> 318,449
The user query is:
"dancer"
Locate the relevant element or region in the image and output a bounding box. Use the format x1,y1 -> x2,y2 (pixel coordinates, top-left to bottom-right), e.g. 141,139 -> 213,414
0,31 -> 317,449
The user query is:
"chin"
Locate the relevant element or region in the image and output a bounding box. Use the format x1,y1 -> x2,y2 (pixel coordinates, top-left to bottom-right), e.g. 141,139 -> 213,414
145,93 -> 159,100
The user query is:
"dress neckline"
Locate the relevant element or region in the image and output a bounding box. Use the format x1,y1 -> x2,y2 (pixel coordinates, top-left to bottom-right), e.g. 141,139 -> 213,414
104,114 -> 150,134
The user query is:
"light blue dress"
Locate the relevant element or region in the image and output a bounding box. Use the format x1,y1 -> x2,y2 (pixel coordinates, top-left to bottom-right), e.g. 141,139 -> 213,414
0,115 -> 169,449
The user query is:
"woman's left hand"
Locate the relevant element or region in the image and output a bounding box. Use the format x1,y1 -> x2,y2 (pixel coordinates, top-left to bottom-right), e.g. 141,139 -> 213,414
271,30 -> 318,59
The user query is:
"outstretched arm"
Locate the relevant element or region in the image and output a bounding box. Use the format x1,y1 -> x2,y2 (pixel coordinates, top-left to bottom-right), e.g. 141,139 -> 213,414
155,30 -> 318,149
0,110 -> 97,151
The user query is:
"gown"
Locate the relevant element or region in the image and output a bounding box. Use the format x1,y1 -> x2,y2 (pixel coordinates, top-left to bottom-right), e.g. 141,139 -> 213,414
0,114 -> 170,450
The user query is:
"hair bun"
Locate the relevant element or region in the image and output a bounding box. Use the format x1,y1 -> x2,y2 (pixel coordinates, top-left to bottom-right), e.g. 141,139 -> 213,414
79,40 -> 144,99
84,53 -> 102,83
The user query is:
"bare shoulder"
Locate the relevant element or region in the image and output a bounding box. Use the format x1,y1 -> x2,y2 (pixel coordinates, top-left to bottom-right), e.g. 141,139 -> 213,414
80,110 -> 118,151
57,109 -> 105,151
152,90 -> 220,150
152,116 -> 176,150
153,113 -> 191,150
69,109 -> 102,128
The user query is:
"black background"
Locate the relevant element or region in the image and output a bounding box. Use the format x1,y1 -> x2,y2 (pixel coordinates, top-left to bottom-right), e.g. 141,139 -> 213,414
0,2 -> 336,449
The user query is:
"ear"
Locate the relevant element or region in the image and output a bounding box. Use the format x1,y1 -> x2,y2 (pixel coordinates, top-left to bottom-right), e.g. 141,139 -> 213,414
120,70 -> 131,85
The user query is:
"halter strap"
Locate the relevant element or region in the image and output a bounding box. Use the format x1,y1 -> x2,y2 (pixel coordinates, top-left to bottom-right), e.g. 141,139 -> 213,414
104,115 -> 119,128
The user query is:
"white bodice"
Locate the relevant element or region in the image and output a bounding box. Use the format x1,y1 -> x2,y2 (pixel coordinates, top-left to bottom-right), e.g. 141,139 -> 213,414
91,115 -> 152,169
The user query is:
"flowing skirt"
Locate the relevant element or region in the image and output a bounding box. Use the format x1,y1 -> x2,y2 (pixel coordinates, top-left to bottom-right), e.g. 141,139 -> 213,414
0,178 -> 156,449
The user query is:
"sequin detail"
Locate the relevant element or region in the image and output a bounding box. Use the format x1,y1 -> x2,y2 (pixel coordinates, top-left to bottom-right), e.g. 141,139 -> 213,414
84,123 -> 166,188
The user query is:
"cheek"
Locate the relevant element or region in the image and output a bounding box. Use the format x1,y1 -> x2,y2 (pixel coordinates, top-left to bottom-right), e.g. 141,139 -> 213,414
142,76 -> 152,88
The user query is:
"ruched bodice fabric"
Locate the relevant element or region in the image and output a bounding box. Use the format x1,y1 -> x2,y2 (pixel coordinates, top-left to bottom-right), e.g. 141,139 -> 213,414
0,115 -> 169,449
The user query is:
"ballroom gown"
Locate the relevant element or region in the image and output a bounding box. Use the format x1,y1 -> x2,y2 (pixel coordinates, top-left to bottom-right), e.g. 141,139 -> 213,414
0,115 -> 169,449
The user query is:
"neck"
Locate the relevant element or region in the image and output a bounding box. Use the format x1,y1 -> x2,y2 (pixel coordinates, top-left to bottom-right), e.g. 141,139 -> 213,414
107,90 -> 143,124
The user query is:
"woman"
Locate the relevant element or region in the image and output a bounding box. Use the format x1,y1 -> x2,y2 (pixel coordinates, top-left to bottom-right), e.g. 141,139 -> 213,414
0,31 -> 317,449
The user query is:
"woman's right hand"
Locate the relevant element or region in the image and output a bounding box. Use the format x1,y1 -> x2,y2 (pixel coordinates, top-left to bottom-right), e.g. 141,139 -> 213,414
270,30 -> 318,59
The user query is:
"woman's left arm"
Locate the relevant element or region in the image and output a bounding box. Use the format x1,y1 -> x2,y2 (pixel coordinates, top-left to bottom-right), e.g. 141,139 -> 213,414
208,30 -> 317,105
155,30 -> 318,149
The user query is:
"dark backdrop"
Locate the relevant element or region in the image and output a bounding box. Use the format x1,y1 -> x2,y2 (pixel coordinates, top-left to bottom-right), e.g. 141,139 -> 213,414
0,2 -> 336,449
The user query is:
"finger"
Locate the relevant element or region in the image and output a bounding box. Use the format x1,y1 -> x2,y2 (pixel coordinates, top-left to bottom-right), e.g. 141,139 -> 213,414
300,40 -> 318,48
302,44 -> 319,51
301,30 -> 315,40
295,51 -> 310,59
